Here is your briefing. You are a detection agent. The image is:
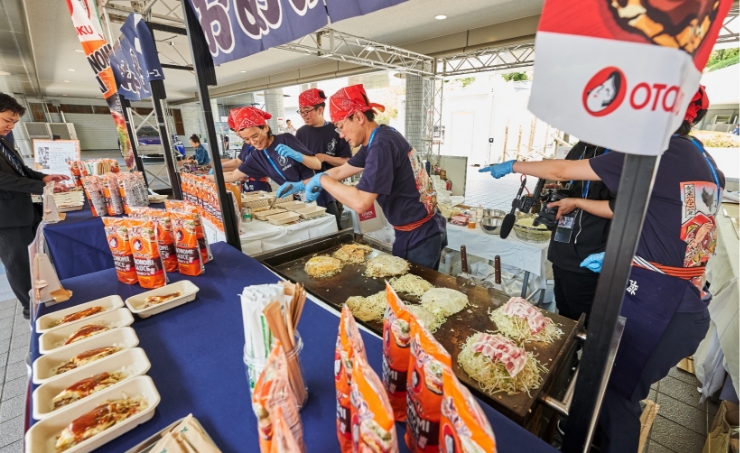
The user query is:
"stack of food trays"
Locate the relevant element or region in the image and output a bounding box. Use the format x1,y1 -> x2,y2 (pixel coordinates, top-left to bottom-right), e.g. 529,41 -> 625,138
30,296 -> 161,453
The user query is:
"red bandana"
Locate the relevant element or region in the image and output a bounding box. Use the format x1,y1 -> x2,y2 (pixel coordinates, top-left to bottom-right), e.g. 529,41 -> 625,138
684,85 -> 709,124
329,84 -> 385,123
298,88 -> 326,108
228,107 -> 272,131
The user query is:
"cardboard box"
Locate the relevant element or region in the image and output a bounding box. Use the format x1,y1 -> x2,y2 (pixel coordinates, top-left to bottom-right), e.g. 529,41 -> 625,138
677,356 -> 695,375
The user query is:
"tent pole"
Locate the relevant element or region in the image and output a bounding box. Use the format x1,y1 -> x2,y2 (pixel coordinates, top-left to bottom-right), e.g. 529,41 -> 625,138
562,154 -> 660,452
180,0 -> 241,251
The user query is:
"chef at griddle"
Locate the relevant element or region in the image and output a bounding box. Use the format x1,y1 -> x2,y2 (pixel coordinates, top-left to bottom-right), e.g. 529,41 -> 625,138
208,106 -> 321,188
276,88 -> 352,227
220,113 -> 272,193
478,86 -> 722,453
295,84 -> 447,270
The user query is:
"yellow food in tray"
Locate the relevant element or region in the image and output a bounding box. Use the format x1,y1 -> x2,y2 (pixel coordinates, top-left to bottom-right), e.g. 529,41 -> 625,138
389,274 -> 433,298
305,256 -> 343,278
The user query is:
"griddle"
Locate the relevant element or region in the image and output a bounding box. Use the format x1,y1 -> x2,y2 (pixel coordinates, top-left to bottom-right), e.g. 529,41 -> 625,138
258,231 -> 581,425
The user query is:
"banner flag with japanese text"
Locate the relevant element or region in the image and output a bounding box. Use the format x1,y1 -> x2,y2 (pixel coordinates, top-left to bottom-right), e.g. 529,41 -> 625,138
110,13 -> 165,102
65,0 -> 135,169
186,0 -> 409,65
528,0 -> 732,156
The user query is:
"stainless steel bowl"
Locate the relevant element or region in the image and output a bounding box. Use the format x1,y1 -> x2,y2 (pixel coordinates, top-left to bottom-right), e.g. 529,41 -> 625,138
482,209 -> 507,219
479,216 -> 503,235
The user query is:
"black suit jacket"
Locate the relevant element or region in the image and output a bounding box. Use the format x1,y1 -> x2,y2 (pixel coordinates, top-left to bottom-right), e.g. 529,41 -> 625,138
0,135 -> 47,228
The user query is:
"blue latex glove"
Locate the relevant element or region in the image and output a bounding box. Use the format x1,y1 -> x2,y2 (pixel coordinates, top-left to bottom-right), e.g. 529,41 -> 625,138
275,144 -> 304,163
580,252 -> 605,273
305,172 -> 324,203
478,160 -> 516,179
276,181 -> 305,198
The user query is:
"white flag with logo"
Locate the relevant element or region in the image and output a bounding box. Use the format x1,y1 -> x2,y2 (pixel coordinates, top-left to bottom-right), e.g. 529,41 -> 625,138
528,0 -> 732,156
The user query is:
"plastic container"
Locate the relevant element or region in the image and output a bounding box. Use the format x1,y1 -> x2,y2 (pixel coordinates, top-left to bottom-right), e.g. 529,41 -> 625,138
268,211 -> 301,225
241,206 -> 252,222
36,296 -> 124,334
244,331 -> 308,409
25,376 -> 160,453
38,308 -> 134,354
294,206 -> 327,220
32,348 -> 151,420
124,280 -> 199,318
33,327 -> 139,385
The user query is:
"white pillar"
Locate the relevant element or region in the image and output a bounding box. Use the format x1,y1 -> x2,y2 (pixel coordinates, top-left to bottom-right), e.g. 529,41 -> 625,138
264,88 -> 284,131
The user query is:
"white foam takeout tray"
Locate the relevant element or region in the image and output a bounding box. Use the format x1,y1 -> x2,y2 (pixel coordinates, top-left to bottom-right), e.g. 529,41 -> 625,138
295,205 -> 327,220
33,327 -> 139,385
36,296 -> 124,334
38,308 -> 134,355
279,201 -> 307,211
125,280 -> 199,319
26,376 -> 160,453
32,348 -> 151,420
268,211 -> 300,225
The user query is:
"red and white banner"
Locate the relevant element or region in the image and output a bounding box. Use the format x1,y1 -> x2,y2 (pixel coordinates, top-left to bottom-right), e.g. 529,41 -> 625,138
528,0 -> 732,156
66,0 -> 135,169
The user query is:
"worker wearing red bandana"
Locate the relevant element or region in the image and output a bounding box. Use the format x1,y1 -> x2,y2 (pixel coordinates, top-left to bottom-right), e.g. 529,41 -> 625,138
278,88 -> 352,228
296,84 -> 447,270
212,106 -> 322,188
479,86 -> 722,452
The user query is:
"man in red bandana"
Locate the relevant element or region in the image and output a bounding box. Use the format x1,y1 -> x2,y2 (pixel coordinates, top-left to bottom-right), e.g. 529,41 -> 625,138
210,106 -> 322,190
295,84 -> 447,270
278,88 -> 351,227
480,86 -> 721,452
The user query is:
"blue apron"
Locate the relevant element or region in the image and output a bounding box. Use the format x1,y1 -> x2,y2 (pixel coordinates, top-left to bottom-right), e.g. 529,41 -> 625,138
610,136 -> 720,399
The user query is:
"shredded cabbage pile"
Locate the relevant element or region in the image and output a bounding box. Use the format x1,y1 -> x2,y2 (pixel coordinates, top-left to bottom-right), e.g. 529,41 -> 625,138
458,334 -> 547,396
389,274 -> 434,298
345,291 -> 386,322
489,307 -> 563,344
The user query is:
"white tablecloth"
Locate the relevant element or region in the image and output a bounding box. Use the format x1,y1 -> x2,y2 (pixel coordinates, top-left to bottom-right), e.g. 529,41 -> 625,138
239,214 -> 338,255
695,205 -> 739,399
445,223 -> 549,280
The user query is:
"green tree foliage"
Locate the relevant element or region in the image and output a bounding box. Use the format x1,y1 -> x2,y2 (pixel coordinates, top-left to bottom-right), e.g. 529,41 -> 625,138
501,72 -> 529,82
706,48 -> 739,72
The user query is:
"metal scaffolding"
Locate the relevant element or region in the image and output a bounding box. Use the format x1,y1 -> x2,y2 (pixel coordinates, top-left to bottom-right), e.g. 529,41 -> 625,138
718,4 -> 740,44
276,27 -> 436,76
438,43 -> 536,77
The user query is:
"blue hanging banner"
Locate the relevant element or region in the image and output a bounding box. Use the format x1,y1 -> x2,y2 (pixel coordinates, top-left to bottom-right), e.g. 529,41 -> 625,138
186,0 -> 408,65
110,13 -> 165,101
324,0 -> 408,24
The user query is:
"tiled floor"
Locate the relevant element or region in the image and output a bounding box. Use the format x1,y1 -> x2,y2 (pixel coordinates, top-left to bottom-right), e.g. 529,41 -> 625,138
0,269 -> 30,453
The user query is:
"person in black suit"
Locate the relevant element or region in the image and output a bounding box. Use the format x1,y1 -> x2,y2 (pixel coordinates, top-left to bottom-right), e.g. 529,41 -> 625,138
0,93 -> 69,319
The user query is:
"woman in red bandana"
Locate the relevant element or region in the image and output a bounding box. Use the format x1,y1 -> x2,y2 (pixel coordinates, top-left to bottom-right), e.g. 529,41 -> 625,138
480,86 -> 722,452
294,84 -> 447,270
211,106 -> 322,190
281,88 -> 352,228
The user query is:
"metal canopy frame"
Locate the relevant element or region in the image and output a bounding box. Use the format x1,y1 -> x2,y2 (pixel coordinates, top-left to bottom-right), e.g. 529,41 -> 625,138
277,27 -> 436,76
438,43 -> 536,76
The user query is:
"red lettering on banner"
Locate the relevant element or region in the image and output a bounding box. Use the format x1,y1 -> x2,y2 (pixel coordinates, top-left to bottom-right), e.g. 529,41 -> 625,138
651,84 -> 667,111
76,25 -> 93,35
662,86 -> 680,112
360,205 -> 377,221
630,83 -> 651,110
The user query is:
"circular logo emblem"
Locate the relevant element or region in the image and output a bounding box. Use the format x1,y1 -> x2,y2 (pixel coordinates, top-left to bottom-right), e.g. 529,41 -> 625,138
109,237 -> 118,248
278,155 -> 288,166
582,67 -> 627,117
442,425 -> 457,453
132,239 -> 143,251
175,230 -> 183,242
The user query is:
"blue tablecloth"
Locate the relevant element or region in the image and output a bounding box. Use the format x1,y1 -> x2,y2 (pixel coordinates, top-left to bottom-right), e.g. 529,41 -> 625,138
44,203 -> 164,280
29,243 -> 557,453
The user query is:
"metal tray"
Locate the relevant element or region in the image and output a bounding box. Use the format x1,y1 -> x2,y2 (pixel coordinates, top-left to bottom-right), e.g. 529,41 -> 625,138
259,231 -> 581,424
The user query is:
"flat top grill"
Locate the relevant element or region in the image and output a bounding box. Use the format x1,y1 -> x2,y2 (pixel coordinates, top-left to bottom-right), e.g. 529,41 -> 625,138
259,232 -> 580,424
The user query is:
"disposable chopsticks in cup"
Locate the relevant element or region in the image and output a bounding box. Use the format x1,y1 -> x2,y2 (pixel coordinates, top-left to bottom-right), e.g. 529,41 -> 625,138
263,301 -> 308,406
